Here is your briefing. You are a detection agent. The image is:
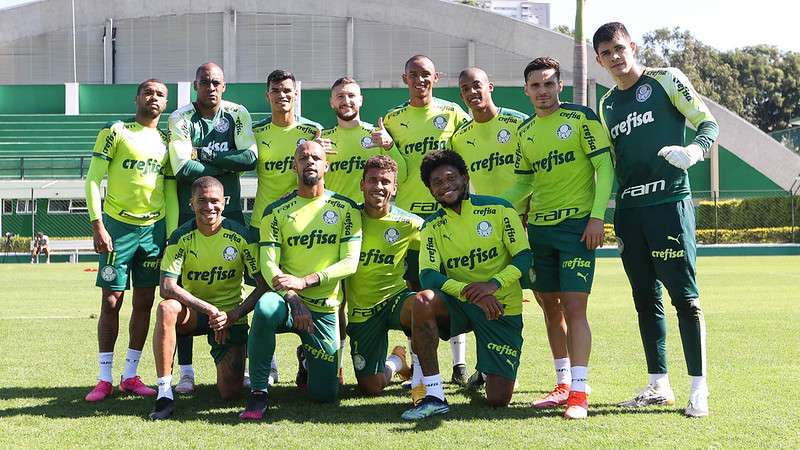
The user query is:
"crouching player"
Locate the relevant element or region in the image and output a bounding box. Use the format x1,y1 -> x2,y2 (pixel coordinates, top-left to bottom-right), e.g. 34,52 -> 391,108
402,150 -> 531,420
148,176 -> 266,420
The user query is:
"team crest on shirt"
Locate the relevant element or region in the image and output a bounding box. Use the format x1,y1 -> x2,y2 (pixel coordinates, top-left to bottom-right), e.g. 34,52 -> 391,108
497,129 -> 512,144
636,84 -> 652,103
476,220 -> 493,237
361,136 -> 373,148
556,124 -> 572,139
214,117 -> 230,133
223,246 -> 238,261
101,265 -> 117,282
353,353 -> 366,371
384,227 -> 400,244
432,115 -> 448,130
322,210 -> 339,225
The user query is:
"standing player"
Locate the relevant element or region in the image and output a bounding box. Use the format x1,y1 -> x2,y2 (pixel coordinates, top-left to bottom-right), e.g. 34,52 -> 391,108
451,67 -> 528,210
168,62 -> 257,394
30,232 -> 50,264
149,177 -> 267,420
503,57 -> 614,419
378,55 -> 472,385
240,141 -> 362,420
346,155 -> 427,396
83,79 -> 172,402
593,22 -> 719,417
401,150 -> 531,420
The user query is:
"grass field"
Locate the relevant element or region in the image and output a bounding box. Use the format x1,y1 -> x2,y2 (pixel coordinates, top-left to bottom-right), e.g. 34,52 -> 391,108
1,256 -> 798,449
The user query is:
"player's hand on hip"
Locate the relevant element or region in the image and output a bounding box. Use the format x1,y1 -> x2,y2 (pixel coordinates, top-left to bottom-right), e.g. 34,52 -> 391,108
272,274 -> 307,292
461,281 -> 498,303
657,144 -> 704,170
369,116 -> 394,149
472,295 -> 504,320
580,218 -> 605,250
313,128 -> 336,155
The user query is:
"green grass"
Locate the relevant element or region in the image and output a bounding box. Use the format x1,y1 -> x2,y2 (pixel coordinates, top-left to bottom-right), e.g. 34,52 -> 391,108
1,257 -> 798,448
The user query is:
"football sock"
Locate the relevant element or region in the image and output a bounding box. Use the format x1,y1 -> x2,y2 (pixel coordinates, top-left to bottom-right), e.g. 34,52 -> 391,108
571,366 -> 588,392
649,373 -> 670,388
156,375 -> 173,400
122,348 -> 141,380
423,374 -> 445,401
98,352 -> 114,383
179,364 -> 194,378
450,334 -> 466,366
385,354 -> 402,378
555,357 -> 571,385
690,375 -> 707,393
270,355 -> 278,371
411,352 -> 423,388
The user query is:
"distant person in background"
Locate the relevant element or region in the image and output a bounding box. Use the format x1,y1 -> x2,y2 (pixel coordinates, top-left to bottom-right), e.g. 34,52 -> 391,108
30,232 -> 50,264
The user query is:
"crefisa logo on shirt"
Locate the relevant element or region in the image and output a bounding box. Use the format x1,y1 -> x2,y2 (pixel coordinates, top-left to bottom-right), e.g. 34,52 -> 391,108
636,84 -> 652,103
497,129 -> 511,144
556,124 -> 572,139
361,136 -> 373,148
432,115 -> 448,130
384,227 -> 400,244
476,220 -> 493,237
214,117 -> 230,133
322,210 -> 339,225
222,246 -> 237,261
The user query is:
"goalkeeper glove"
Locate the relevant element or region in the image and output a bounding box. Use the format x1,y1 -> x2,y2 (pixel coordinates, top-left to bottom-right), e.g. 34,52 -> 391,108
657,143 -> 704,170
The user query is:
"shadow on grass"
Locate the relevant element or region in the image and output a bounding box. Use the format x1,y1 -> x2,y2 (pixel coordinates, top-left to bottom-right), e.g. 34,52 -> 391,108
0,383 -> 680,425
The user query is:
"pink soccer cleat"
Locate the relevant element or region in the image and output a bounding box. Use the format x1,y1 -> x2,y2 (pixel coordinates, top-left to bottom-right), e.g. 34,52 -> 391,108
564,391 -> 589,419
85,380 -> 113,402
119,376 -> 156,397
531,383 -> 570,409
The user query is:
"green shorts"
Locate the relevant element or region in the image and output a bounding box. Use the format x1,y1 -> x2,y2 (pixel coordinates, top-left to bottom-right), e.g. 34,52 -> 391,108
438,291 -> 523,381
528,217 -> 596,293
347,289 -> 413,377
186,312 -> 249,365
96,215 -> 166,291
613,198 -> 698,301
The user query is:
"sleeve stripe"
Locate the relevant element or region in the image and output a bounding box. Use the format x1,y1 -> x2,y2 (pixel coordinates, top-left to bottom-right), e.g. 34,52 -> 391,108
514,169 -> 534,175
341,236 -> 362,242
259,241 -> 281,248
92,152 -> 112,161
586,147 -> 611,158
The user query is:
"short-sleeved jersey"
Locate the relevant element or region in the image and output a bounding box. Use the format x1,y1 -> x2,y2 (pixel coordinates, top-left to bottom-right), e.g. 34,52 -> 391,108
516,104 -> 612,225
383,98 -> 470,215
598,67 -> 717,209
451,107 -> 528,208
345,205 -> 424,323
259,190 -> 362,313
251,116 -> 322,227
420,195 -> 530,315
89,119 -> 170,226
161,218 -> 259,325
168,100 -> 256,222
321,123 -> 407,203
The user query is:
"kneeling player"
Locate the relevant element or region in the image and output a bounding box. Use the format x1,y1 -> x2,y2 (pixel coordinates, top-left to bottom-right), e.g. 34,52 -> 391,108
347,155 -> 431,395
401,150 -> 531,420
149,177 -> 266,420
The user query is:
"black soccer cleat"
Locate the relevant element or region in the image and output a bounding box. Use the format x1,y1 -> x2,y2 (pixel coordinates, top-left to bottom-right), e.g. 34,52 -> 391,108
148,397 -> 175,420
295,345 -> 308,388
450,363 -> 468,386
239,390 -> 269,421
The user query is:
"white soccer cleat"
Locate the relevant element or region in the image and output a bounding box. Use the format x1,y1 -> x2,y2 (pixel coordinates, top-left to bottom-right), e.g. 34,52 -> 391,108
617,383 -> 675,408
174,374 -> 195,394
684,389 -> 709,417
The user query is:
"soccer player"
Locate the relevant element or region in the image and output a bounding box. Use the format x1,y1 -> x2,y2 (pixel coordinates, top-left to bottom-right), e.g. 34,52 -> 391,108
240,140 -> 362,420
30,231 -> 50,263
83,79 -> 172,402
401,150 -> 531,420
149,177 -> 266,420
379,55 -> 472,385
168,62 -> 258,393
346,155 -> 428,395
451,67 -> 528,210
592,22 -> 719,417
502,57 -> 614,419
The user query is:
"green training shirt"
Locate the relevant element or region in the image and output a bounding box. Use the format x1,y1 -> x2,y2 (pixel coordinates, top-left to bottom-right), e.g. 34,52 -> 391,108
598,67 -> 719,209
508,104 -> 614,225
450,107 -> 529,210
251,115 -> 322,227
161,218 -> 260,325
345,205 -> 424,323
168,100 -> 257,224
85,119 -> 171,226
383,98 -> 470,215
259,190 -> 363,313
321,122 -> 408,203
419,195 -> 531,316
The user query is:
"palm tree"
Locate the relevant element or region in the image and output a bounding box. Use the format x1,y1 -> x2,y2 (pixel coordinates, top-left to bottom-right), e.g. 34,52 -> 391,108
573,0 -> 587,106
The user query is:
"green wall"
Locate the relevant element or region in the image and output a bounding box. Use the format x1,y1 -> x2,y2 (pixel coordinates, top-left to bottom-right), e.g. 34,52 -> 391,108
1,199 -> 91,237
79,83 -> 179,114
0,85 -> 65,114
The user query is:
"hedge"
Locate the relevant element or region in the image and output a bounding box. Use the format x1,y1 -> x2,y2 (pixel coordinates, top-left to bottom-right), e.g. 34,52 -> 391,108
696,197 -> 800,229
